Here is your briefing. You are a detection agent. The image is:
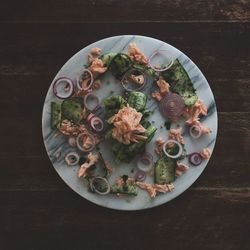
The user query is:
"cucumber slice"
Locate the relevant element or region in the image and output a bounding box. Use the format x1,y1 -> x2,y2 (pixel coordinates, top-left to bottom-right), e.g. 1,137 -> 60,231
99,52 -> 117,67
109,53 -> 133,78
51,102 -> 61,129
161,59 -> 198,106
111,184 -> 138,196
128,91 -> 147,111
61,97 -> 85,124
154,156 -> 176,184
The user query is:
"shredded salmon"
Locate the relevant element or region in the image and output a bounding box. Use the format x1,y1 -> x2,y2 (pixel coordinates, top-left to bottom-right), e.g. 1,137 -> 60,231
185,99 -> 208,125
78,152 -> 99,178
88,47 -> 102,63
200,148 -> 211,159
155,138 -> 165,156
59,121 -> 99,151
92,79 -> 102,90
111,105 -> 147,145
136,182 -> 174,198
192,120 -> 211,134
151,77 -> 170,101
59,120 -> 78,136
151,92 -> 163,101
168,128 -> 185,145
89,58 -> 107,75
157,77 -> 170,94
91,47 -> 101,57
128,42 -> 148,65
129,74 -> 145,85
176,163 -> 189,177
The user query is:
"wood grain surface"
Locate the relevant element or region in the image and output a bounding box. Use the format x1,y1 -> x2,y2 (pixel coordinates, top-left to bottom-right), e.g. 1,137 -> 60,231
0,1 -> 249,250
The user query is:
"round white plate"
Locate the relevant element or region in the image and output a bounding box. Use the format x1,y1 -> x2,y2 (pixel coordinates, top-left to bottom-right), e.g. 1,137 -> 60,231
42,35 -> 217,210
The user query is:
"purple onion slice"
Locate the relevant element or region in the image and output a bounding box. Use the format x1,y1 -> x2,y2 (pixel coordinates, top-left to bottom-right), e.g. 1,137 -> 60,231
188,152 -> 203,166
160,92 -> 185,122
76,68 -> 93,91
53,77 -> 74,99
134,170 -> 147,182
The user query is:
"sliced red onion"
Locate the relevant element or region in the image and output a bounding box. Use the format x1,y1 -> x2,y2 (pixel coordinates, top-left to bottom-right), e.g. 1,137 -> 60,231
76,132 -> 96,152
86,113 -> 95,123
160,92 -> 185,122
64,152 -> 80,166
53,77 -> 74,99
189,125 -> 202,139
135,170 -> 147,182
149,50 -> 174,72
163,139 -> 183,159
137,152 -> 153,171
121,69 -> 146,92
90,116 -> 104,133
89,177 -> 110,195
76,68 -> 94,91
188,152 -> 203,166
68,137 -> 77,147
84,93 -> 100,112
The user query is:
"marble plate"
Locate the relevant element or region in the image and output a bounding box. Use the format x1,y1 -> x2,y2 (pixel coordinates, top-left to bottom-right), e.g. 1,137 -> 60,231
42,35 -> 217,210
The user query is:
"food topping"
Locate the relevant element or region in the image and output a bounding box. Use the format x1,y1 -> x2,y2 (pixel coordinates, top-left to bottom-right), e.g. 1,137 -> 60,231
151,77 -> 170,102
128,42 -> 148,65
78,152 -> 99,178
200,148 -> 211,159
185,99 -> 208,125
65,152 -> 80,166
111,106 -> 147,144
155,138 -> 165,156
175,163 -> 189,177
89,58 -> 107,75
136,182 -> 174,198
188,152 -> 203,166
76,130 -> 96,152
168,128 -> 185,145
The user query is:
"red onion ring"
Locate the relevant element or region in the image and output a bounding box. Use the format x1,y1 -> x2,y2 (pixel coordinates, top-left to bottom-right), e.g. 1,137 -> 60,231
188,152 -> 203,166
76,69 -> 94,91
89,177 -> 110,195
84,93 -> 100,112
135,170 -> 147,182
163,139 -> 183,159
76,132 -> 96,152
64,152 -> 80,166
90,116 -> 104,133
137,152 -> 153,171
149,50 -> 174,72
160,92 -> 185,122
121,69 -> 146,92
86,113 -> 95,123
52,77 -> 74,99
189,125 -> 202,139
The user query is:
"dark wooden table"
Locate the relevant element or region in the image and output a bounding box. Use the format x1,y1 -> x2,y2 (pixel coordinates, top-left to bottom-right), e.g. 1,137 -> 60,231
0,1 -> 250,249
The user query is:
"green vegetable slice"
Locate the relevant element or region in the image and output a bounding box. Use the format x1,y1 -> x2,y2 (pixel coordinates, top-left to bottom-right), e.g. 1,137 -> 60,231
111,184 -> 138,196
51,102 -> 62,129
61,97 -> 85,124
161,59 -> 198,106
132,63 -> 158,78
103,95 -> 127,118
115,125 -> 157,163
109,53 -> 133,78
99,52 -> 117,67
154,156 -> 176,184
128,91 -> 147,111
